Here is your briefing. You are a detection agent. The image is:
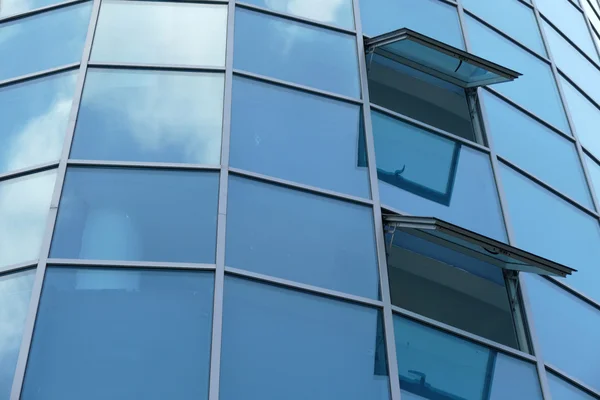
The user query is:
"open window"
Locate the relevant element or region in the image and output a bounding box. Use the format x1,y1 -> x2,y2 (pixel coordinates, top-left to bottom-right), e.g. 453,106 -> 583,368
384,214 -> 575,352
366,28 -> 521,143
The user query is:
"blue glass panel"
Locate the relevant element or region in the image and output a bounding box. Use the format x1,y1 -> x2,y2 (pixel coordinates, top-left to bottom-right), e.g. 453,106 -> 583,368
0,3 -> 91,81
359,0 -> 464,49
241,0 -> 354,29
500,164 -> 600,302
50,168 -> 219,263
548,371 -> 597,400
394,315 -> 542,400
0,71 -> 77,175
462,0 -> 546,56
524,274 -> 600,393
372,111 -> 506,241
230,77 -> 370,197
226,176 -> 379,298
0,269 -> 35,400
234,8 -> 360,98
0,170 -> 56,268
584,154 -> 600,203
465,16 -> 570,133
483,92 -> 592,207
220,277 -> 390,400
22,267 -> 214,400
0,0 -> 63,17
70,69 -> 224,164
91,1 -> 227,66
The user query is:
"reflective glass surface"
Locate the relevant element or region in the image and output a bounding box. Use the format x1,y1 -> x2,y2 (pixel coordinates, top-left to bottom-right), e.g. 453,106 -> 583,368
0,0 -> 62,17
0,2 -> 91,81
0,170 -> 56,268
22,267 -> 214,400
226,176 -> 379,298
0,270 -> 35,400
359,0 -> 464,49
372,111 -> 506,241
51,168 -> 219,263
582,0 -> 600,51
0,71 -> 77,175
584,154 -> 600,202
242,0 -> 354,29
483,92 -> 592,207
394,315 -> 542,400
500,164 -> 600,302
230,76 -> 370,197
462,0 -> 546,56
91,1 -> 227,67
220,277 -> 390,400
466,16 -> 570,133
524,274 -> 600,393
234,8 -> 360,97
71,69 -> 224,164
548,371 -> 597,400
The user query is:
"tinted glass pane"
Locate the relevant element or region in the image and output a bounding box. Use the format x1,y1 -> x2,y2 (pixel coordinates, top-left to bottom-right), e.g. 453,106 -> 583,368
0,71 -> 77,175
0,0 -> 61,17
0,170 -> 56,268
22,267 -> 214,400
394,315 -> 542,400
548,371 -> 597,400
462,0 -> 545,56
71,69 -> 224,164
51,168 -> 219,263
230,77 -> 370,197
584,154 -> 600,202
220,277 -> 390,400
483,92 -> 592,208
582,0 -> 600,51
0,3 -> 91,81
242,0 -> 354,29
372,111 -> 506,241
234,8 -> 360,98
0,269 -> 35,400
359,0 -> 464,49
537,0 -> 598,60
466,16 -> 570,133
500,164 -> 600,302
226,176 -> 379,298
91,1 -> 226,67
524,274 -> 600,393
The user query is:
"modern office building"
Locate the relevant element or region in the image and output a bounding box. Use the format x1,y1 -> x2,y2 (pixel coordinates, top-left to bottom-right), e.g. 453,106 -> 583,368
1,0 -> 600,399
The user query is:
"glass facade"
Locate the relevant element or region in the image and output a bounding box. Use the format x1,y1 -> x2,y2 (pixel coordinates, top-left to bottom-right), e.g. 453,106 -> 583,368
1,0 -> 600,399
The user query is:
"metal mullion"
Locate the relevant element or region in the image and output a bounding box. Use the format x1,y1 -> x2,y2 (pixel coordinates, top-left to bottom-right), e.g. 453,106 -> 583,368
557,68 -> 600,123
352,1 -> 402,399
0,0 -> 88,23
581,0 -> 600,62
545,363 -> 600,399
543,275 -> 600,311
0,162 -> 59,183
436,0 -> 458,7
67,159 -> 222,171
228,168 -> 374,207
0,63 -> 79,88
0,262 -> 38,276
47,258 -> 217,271
9,0 -> 101,396
87,61 -> 226,73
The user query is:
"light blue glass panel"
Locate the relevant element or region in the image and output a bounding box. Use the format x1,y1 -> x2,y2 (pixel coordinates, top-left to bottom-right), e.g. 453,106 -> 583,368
0,2 -> 91,81
584,154 -> 600,202
220,277 -> 390,400
0,169 -> 56,268
524,274 -> 600,393
537,0 -> 598,60
22,267 -> 214,400
50,168 -> 219,263
394,316 -> 542,400
465,16 -> 570,133
230,77 -> 369,198
0,0 -> 63,17
548,371 -> 597,400
242,0 -> 354,29
542,20 -> 600,106
91,1 -> 227,67
234,8 -> 360,98
226,176 -> 379,298
372,111 -> 506,241
0,71 -> 77,175
483,92 -> 592,207
0,269 -> 35,400
560,75 -> 600,159
462,0 -> 546,56
359,0 -> 464,49
500,164 -> 600,302
70,69 -> 224,164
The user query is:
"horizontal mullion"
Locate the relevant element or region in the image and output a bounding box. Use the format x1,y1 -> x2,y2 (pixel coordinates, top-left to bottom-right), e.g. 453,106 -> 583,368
47,258 -> 217,270
543,275 -> 600,312
87,62 -> 226,73
557,68 -> 600,114
0,0 -> 88,23
545,362 -> 600,399
0,261 -> 38,276
0,162 -> 59,183
0,63 -> 79,88
67,159 -> 222,171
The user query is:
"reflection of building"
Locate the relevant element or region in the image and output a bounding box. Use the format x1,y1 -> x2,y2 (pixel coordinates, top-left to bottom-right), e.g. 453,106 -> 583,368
1,0 -> 600,400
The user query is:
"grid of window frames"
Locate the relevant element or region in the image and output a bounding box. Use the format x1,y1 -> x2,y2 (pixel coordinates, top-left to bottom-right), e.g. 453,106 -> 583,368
0,0 -> 599,399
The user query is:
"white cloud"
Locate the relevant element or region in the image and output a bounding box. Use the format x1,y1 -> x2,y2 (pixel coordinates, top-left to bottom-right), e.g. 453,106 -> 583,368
265,0 -> 348,25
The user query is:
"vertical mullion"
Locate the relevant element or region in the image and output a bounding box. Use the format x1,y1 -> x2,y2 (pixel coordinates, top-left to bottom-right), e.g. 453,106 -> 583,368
351,1 -> 402,400
8,0 -> 102,398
